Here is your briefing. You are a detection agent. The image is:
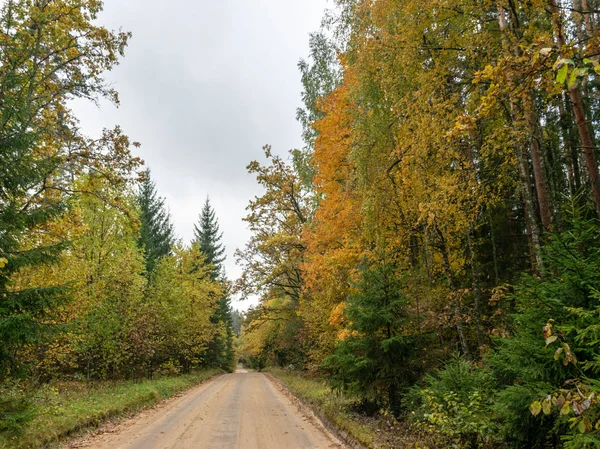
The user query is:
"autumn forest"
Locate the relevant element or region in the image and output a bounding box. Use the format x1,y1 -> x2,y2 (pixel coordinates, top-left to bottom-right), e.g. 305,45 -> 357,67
237,0 -> 600,448
3,0 -> 600,448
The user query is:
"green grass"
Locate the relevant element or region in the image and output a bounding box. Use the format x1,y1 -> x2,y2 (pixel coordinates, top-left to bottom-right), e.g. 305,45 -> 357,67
265,367 -> 377,448
0,369 -> 222,449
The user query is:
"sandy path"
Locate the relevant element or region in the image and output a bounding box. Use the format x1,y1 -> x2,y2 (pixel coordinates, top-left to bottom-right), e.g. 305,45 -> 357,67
72,369 -> 344,449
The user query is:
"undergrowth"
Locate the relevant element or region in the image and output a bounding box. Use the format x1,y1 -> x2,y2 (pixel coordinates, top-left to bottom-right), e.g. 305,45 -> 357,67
0,369 -> 222,449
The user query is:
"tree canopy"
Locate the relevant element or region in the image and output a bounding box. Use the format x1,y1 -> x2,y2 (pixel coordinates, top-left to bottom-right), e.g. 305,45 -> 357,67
239,1 -> 600,447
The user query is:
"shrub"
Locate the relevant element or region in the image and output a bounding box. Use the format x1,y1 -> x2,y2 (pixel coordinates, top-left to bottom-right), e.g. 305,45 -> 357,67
406,355 -> 498,448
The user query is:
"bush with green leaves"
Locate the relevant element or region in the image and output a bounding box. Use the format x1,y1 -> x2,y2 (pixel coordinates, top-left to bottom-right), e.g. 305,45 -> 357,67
402,216 -> 600,448
406,355 -> 498,448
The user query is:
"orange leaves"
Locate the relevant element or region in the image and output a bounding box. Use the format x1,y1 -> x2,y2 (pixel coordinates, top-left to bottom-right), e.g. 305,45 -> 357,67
299,71 -> 367,364
328,302 -> 347,328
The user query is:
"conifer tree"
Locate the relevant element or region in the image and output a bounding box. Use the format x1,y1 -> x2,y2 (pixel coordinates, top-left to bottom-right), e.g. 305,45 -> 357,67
231,310 -> 243,337
193,197 -> 226,279
0,132 -> 67,378
137,170 -> 175,276
325,257 -> 417,415
193,198 -> 235,371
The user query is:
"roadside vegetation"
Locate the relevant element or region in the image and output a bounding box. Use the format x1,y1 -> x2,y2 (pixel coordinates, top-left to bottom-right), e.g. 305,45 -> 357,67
0,0 -> 235,445
0,369 -> 222,449
266,367 -> 441,449
238,1 -> 600,448
266,367 -> 376,447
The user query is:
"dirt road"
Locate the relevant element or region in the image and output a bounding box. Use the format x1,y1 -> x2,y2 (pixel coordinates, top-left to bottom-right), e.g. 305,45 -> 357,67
73,369 -> 344,449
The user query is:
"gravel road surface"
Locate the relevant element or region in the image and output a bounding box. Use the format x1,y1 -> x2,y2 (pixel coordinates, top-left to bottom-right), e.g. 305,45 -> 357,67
72,369 -> 344,449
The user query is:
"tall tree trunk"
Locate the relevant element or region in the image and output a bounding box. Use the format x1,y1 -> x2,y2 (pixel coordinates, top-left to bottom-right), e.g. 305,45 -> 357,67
525,101 -> 553,230
581,0 -> 596,39
498,7 -> 545,272
516,143 -> 545,273
560,93 -> 582,193
549,0 -> 600,218
507,18 -> 553,230
488,210 -> 501,284
573,0 -> 586,46
467,229 -> 485,352
434,225 -> 470,358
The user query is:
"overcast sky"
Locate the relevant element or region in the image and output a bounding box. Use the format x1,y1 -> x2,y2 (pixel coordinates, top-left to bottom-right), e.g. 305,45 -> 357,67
72,0 -> 329,310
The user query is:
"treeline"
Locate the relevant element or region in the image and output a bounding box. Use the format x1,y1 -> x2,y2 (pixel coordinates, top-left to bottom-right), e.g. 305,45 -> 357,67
0,0 -> 234,384
239,1 -> 600,448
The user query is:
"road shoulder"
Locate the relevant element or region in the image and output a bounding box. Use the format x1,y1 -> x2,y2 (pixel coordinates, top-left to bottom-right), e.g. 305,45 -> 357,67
64,371 -> 225,449
264,370 -> 369,449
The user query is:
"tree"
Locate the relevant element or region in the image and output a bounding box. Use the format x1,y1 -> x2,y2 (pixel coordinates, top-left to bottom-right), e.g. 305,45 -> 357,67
10,175 -> 148,380
548,0 -> 600,219
194,198 -> 234,371
241,296 -> 305,370
0,0 -> 135,378
297,32 -> 342,154
236,146 -> 312,368
146,244 -> 222,374
231,309 -> 243,337
204,285 -> 235,372
300,73 -> 365,367
235,146 -> 310,303
295,32 -> 342,191
194,197 -> 226,280
72,177 -> 148,380
325,257 -> 416,415
137,170 -> 175,275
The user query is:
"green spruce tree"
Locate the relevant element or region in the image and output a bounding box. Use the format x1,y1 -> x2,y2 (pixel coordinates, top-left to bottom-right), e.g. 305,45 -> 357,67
0,132 -> 67,378
137,170 -> 175,276
193,198 -> 235,371
231,310 -> 244,337
193,198 -> 226,279
325,257 -> 417,415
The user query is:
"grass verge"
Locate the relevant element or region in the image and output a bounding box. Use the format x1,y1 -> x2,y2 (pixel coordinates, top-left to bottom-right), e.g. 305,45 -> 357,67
265,367 -> 376,448
266,368 -> 442,449
0,368 -> 223,449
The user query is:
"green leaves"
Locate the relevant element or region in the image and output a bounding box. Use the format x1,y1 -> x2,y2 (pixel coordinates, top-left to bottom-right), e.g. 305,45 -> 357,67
556,64 -> 569,85
0,0 -> 140,378
569,67 -> 589,87
554,59 -> 594,88
193,197 -> 226,280
146,246 -> 224,373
